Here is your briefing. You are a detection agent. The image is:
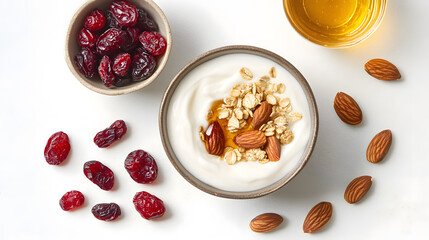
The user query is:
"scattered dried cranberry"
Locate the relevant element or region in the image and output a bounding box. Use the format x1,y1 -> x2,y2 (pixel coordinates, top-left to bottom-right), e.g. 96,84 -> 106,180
84,9 -> 106,31
44,131 -> 71,165
113,53 -> 131,77
74,48 -> 98,78
139,31 -> 166,56
83,161 -> 114,190
94,120 -> 127,148
113,77 -> 131,87
133,191 -> 165,220
98,55 -> 115,87
59,191 -> 85,211
122,27 -> 141,52
124,150 -> 158,184
105,11 -> 122,29
136,8 -> 158,31
96,28 -> 127,55
131,49 -> 156,81
92,203 -> 121,221
109,0 -> 138,27
78,28 -> 98,48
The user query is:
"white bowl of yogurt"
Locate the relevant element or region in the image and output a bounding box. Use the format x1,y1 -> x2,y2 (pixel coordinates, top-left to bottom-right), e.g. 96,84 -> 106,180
159,45 -> 318,199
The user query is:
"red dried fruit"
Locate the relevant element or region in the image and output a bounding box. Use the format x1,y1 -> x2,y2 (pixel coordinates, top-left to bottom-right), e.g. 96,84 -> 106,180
83,161 -> 114,191
109,0 -> 138,27
124,150 -> 158,184
84,9 -> 106,31
98,55 -> 115,87
96,28 -> 127,55
113,53 -> 131,77
94,120 -> 127,148
59,191 -> 85,211
133,191 -> 165,220
114,77 -> 131,87
139,31 -> 166,56
74,48 -> 98,78
44,131 -> 70,165
136,8 -> 158,31
105,11 -> 122,29
122,27 -> 141,52
131,49 -> 156,81
91,203 -> 121,221
78,28 -> 98,48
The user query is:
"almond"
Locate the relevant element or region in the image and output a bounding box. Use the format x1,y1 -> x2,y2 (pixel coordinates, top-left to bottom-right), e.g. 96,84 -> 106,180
252,101 -> 272,130
334,92 -> 362,125
344,176 -> 372,204
366,129 -> 392,163
249,213 -> 283,233
303,202 -> 332,233
266,136 -> 280,162
365,58 -> 401,81
204,121 -> 225,156
234,130 -> 266,149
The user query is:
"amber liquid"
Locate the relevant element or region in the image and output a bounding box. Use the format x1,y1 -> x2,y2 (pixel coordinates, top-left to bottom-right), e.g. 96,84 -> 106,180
207,100 -> 253,149
284,0 -> 385,47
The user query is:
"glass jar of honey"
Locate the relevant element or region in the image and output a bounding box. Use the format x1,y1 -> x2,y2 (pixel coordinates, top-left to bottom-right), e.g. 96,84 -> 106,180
284,0 -> 387,48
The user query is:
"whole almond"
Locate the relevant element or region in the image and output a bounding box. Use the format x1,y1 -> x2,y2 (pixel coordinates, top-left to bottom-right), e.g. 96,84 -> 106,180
252,101 -> 272,130
303,202 -> 332,233
334,92 -> 362,125
266,136 -> 281,162
204,121 -> 225,156
249,213 -> 283,233
234,130 -> 266,149
365,59 -> 401,81
366,129 -> 392,163
344,176 -> 373,204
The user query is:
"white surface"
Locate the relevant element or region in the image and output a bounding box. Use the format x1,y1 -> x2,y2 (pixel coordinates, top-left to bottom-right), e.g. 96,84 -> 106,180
0,0 -> 428,239
167,53 -> 311,191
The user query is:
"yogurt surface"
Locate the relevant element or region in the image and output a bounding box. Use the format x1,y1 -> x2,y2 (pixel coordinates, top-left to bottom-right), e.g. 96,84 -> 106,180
167,53 -> 311,191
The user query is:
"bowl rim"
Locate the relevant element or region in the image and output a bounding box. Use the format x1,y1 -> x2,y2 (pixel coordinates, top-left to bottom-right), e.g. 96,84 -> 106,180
159,45 -> 319,199
64,0 -> 172,96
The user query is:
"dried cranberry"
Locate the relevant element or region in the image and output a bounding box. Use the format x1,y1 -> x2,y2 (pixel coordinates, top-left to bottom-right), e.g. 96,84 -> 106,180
122,27 -> 141,51
83,161 -> 114,191
59,191 -> 85,211
139,31 -> 166,56
84,9 -> 106,31
113,77 -> 131,87
109,0 -> 138,27
136,8 -> 158,31
94,120 -> 127,148
124,150 -> 158,184
113,53 -> 131,77
78,28 -> 98,48
96,28 -> 127,55
91,203 -> 121,221
98,55 -> 115,87
44,131 -> 70,165
74,48 -> 98,78
105,11 -> 122,29
131,49 -> 156,81
133,191 -> 165,220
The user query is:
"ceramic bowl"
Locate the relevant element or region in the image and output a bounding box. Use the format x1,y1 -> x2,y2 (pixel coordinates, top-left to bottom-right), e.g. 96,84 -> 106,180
159,45 -> 319,199
65,0 -> 171,95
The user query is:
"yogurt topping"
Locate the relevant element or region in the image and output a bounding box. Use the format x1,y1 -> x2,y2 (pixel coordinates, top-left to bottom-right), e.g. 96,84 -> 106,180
167,53 -> 311,191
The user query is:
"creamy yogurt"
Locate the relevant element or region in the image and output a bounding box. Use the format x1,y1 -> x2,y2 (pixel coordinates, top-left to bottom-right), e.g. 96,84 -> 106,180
167,53 -> 310,192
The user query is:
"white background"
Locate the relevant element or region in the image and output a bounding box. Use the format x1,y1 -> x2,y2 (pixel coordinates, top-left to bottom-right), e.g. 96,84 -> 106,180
1,0 -> 428,239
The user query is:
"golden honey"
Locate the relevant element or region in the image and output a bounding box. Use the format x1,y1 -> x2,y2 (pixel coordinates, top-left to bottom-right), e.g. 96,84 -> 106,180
284,0 -> 387,47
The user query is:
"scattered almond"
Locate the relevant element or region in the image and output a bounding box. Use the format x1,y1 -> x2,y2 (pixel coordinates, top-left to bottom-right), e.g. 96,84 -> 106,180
303,202 -> 332,233
249,213 -> 283,233
344,176 -> 373,204
334,92 -> 363,125
266,136 -> 281,162
204,121 -> 225,156
365,58 -> 401,81
366,129 -> 392,163
252,101 -> 272,129
234,130 -> 267,149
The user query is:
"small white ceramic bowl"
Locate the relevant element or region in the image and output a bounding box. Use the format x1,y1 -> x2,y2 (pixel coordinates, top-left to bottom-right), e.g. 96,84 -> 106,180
65,0 -> 171,95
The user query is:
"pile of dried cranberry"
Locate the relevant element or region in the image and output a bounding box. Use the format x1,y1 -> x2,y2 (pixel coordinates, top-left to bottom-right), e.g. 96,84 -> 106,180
74,0 -> 167,88
46,120 -> 166,221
